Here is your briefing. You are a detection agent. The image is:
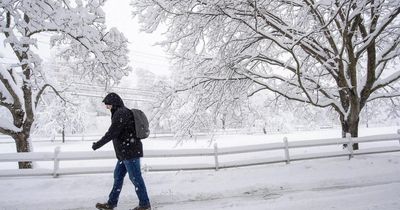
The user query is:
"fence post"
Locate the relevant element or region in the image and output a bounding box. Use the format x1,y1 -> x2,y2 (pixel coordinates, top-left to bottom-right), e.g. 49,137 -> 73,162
214,143 -> 219,171
53,146 -> 61,178
398,129 -> 400,144
346,133 -> 353,160
283,137 -> 290,164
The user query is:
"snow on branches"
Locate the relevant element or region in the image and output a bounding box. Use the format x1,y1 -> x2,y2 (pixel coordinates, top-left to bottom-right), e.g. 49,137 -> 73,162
132,0 -> 400,138
0,0 -> 131,160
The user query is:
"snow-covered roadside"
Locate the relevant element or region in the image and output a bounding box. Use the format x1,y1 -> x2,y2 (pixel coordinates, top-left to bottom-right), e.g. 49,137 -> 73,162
1,126 -> 400,209
1,126 -> 399,170
1,152 -> 399,210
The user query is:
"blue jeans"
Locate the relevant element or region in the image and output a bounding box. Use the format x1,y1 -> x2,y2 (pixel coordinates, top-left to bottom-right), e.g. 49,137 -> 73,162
107,158 -> 150,207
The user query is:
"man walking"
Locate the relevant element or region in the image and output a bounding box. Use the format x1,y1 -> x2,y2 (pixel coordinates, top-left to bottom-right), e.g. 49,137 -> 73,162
92,92 -> 151,210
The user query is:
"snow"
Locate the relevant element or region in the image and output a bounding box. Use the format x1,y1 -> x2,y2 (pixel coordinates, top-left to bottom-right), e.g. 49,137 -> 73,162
0,127 -> 400,210
0,151 -> 399,210
0,65 -> 18,105
0,116 -> 22,133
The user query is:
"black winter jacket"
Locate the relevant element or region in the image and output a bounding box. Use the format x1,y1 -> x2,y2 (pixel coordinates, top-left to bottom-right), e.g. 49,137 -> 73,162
93,93 -> 143,160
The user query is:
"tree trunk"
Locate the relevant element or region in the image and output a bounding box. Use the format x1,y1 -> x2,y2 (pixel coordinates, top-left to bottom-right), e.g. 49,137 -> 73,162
62,126 -> 65,143
340,114 -> 360,150
12,132 -> 33,169
221,113 -> 227,130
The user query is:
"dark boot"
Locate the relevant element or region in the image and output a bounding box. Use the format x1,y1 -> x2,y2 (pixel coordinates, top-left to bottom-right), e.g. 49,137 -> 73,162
131,204 -> 151,210
95,202 -> 114,210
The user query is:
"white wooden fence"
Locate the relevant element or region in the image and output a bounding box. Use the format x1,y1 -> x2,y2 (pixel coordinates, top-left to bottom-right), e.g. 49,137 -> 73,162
0,130 -> 399,178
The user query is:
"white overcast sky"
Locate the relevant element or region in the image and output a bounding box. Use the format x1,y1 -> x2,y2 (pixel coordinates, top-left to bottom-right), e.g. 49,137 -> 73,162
104,0 -> 171,76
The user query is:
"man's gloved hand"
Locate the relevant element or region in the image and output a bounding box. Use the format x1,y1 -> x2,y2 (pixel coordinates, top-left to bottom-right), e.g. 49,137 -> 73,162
92,142 -> 100,151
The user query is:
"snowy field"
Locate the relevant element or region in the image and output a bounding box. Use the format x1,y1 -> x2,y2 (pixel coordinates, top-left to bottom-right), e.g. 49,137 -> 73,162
0,126 -> 400,210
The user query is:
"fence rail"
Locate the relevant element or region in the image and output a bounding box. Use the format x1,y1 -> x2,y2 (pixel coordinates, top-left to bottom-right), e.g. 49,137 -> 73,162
1,130 -> 400,178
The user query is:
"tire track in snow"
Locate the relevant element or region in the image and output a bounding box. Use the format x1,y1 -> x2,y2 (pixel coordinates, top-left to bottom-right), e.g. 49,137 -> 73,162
144,179 -> 400,209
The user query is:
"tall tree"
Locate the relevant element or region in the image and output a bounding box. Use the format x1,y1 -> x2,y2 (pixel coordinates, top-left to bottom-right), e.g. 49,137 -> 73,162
132,0 -> 400,149
0,0 -> 131,168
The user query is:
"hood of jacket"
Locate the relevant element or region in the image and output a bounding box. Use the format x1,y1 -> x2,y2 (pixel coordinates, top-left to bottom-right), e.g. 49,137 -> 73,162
102,92 -> 124,107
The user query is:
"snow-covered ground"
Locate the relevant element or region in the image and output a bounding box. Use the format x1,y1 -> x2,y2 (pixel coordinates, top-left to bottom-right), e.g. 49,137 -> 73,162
1,126 -> 400,210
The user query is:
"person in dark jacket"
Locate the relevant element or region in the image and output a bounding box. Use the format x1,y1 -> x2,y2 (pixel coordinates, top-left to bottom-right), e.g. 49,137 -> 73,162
92,92 -> 151,210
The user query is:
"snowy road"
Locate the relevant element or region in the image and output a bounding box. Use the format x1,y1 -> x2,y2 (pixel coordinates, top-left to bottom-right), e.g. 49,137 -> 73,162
1,153 -> 400,210
147,181 -> 400,210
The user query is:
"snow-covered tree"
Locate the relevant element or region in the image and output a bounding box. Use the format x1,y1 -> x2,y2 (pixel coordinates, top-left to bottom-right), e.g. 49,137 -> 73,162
132,0 -> 400,149
359,97 -> 400,127
0,0 -> 131,168
33,93 -> 89,142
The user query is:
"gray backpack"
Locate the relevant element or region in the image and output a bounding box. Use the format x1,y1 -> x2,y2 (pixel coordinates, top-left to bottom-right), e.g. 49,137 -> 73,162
131,109 -> 150,139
